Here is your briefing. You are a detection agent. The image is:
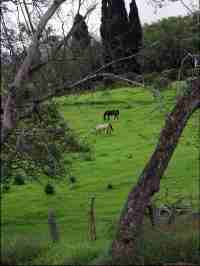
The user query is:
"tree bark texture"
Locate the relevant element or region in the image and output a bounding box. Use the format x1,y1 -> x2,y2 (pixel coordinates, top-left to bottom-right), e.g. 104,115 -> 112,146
111,78 -> 200,264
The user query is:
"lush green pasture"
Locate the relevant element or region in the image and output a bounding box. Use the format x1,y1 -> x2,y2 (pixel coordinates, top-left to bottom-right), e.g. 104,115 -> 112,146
1,86 -> 199,265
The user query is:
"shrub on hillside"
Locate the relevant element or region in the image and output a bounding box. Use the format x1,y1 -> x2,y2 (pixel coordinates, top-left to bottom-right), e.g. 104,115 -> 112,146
64,132 -> 80,152
69,176 -> 77,184
13,175 -> 25,186
107,184 -> 113,190
80,152 -> 94,161
64,133 -> 91,154
1,183 -> 10,193
44,183 -> 55,195
79,139 -> 91,153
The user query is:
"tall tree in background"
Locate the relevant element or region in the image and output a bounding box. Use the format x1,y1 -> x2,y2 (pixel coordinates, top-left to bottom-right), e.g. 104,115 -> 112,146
127,0 -> 143,73
100,0 -> 142,75
71,13 -> 91,56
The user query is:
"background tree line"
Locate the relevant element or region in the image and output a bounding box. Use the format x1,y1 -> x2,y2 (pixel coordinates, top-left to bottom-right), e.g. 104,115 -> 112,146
142,12 -> 199,76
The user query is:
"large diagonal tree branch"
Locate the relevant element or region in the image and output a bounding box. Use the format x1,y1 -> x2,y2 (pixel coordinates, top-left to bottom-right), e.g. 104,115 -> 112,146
27,72 -> 145,105
111,78 -> 200,264
7,72 -> 144,125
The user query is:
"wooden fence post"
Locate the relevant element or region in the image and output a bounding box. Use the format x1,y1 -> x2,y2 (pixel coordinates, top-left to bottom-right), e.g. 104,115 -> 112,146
88,196 -> 97,241
48,209 -> 59,242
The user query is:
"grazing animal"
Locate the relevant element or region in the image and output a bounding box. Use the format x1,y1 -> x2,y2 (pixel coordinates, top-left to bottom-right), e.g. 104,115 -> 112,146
103,109 -> 119,121
95,123 -> 113,134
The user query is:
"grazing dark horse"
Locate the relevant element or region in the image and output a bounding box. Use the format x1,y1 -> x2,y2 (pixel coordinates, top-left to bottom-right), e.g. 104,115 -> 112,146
103,110 -> 119,121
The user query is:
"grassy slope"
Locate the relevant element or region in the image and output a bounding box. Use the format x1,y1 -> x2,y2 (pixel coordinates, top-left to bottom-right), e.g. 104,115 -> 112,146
1,86 -> 199,264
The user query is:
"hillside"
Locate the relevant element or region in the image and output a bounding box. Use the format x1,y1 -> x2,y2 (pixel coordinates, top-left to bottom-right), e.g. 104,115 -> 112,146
1,86 -> 199,265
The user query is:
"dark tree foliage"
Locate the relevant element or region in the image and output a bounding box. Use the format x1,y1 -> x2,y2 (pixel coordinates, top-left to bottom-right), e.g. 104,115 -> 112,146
128,0 -> 143,51
142,14 -> 199,74
100,0 -> 142,74
127,0 -> 143,73
0,99 -> 88,185
71,13 -> 91,56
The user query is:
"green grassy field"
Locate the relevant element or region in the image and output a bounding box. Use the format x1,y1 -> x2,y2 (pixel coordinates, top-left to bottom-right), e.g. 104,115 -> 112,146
1,86 -> 199,265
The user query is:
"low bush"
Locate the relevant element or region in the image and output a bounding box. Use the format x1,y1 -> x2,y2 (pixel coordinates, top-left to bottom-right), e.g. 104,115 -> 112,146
64,132 -> 81,152
107,184 -> 113,190
44,183 -> 55,195
80,152 -> 94,161
13,175 -> 25,186
1,184 -> 10,193
79,140 -> 91,153
69,176 -> 77,184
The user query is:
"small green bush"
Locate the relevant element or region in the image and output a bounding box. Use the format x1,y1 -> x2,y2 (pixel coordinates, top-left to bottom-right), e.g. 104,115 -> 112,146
80,152 -> 94,161
2,184 -> 10,193
69,176 -> 77,184
79,140 -> 91,153
13,175 -> 25,186
107,184 -> 113,190
64,132 -> 80,152
44,183 -> 55,195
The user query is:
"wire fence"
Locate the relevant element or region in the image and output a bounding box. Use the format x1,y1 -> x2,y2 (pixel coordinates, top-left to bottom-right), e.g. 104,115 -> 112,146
2,195 -> 197,228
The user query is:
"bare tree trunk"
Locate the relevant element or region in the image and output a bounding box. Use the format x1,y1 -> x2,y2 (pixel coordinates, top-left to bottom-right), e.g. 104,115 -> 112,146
111,78 -> 200,264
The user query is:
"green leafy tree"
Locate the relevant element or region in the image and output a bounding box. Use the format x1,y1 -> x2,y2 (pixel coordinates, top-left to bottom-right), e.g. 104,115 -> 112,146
143,14 -> 199,75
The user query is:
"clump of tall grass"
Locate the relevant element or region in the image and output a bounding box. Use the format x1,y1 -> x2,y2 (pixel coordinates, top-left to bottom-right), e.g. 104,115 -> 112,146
132,227 -> 200,265
90,217 -> 200,265
44,183 -> 55,195
62,242 -> 102,265
1,236 -> 47,266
